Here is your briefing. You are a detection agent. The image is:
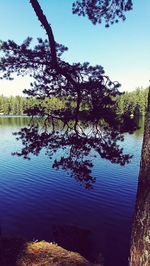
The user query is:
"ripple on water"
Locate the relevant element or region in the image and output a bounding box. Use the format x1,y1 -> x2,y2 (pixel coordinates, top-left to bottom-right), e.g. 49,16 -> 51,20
0,117 -> 143,266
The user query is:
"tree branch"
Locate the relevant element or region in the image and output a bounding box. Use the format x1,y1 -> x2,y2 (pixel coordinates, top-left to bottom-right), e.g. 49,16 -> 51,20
30,0 -> 57,68
29,0 -> 82,125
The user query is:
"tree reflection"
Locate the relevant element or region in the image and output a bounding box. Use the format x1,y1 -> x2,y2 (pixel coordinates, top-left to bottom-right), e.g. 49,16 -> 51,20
13,113 -> 133,189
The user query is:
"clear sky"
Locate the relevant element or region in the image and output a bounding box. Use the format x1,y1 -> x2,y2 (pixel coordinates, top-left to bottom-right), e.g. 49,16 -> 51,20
0,0 -> 150,96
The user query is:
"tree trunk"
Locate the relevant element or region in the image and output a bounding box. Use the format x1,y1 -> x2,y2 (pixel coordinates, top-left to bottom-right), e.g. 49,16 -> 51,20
129,88 -> 150,265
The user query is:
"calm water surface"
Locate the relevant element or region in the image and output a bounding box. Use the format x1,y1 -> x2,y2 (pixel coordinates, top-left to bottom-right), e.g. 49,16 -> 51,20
0,116 -> 144,266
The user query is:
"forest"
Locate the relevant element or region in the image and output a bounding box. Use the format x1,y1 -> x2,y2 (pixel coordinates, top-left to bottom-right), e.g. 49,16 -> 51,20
0,87 -> 148,116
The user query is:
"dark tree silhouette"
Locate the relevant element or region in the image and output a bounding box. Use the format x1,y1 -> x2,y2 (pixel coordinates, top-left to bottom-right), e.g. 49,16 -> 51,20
2,1 -> 150,265
72,0 -> 133,26
12,116 -> 131,189
0,1 -> 134,189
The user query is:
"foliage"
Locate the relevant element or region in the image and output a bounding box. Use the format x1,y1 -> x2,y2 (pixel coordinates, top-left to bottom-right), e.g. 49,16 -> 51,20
0,37 -> 121,120
0,95 -> 67,115
0,95 -> 35,115
0,0 -> 135,188
0,87 -> 148,116
115,87 -> 148,116
72,0 -> 133,26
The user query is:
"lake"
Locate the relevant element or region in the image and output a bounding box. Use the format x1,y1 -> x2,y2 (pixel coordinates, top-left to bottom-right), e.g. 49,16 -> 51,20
0,116 -> 144,266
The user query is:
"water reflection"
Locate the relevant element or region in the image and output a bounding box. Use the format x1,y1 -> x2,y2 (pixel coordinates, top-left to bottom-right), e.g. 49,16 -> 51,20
12,116 -> 134,189
133,116 -> 145,138
0,116 -> 30,127
51,224 -> 96,261
0,116 -> 144,266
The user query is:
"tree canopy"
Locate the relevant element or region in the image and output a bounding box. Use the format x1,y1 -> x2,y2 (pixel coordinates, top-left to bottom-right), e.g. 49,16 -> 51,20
72,0 -> 133,26
0,0 -> 135,188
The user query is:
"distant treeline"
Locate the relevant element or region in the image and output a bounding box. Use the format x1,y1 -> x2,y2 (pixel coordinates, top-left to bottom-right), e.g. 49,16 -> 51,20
0,96 -> 66,115
116,87 -> 148,116
0,87 -> 148,116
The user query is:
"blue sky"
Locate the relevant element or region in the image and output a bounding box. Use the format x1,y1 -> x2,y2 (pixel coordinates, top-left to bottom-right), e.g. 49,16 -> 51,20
0,0 -> 150,96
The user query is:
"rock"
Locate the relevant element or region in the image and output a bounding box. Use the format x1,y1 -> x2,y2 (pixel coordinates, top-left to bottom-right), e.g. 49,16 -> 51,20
17,241 -> 101,266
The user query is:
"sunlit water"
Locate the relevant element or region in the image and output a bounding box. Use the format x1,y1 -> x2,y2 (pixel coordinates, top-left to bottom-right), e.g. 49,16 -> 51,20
0,116 -> 144,266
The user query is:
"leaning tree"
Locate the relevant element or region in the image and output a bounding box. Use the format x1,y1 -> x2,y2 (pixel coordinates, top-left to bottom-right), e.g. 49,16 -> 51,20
1,1 -> 150,265
0,0 -> 134,187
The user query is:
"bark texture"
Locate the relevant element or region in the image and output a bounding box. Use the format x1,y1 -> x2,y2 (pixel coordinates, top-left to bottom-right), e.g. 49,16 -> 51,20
129,88 -> 150,265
